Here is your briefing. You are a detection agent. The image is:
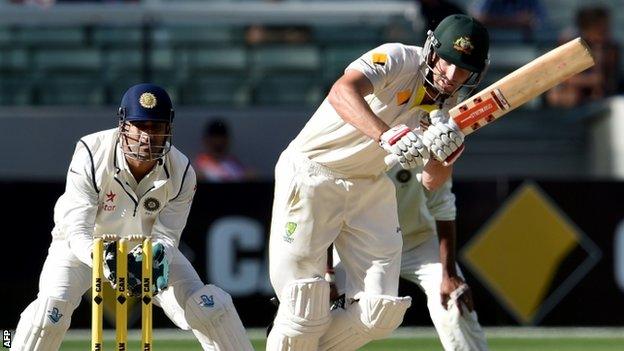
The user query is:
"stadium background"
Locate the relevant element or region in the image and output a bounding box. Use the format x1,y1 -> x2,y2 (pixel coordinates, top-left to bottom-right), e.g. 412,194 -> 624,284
1,0 -> 624,348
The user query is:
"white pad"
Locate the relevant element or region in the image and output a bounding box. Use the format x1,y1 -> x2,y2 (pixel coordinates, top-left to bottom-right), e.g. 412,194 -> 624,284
266,277 -> 331,351
184,284 -> 254,351
319,293 -> 412,351
11,297 -> 72,351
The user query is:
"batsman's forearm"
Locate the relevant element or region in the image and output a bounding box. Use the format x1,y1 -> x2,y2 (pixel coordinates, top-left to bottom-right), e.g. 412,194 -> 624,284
422,160 -> 453,191
328,82 -> 389,142
437,220 -> 458,277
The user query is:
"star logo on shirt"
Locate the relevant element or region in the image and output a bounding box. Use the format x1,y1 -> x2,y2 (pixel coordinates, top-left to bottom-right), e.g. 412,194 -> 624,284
106,191 -> 116,203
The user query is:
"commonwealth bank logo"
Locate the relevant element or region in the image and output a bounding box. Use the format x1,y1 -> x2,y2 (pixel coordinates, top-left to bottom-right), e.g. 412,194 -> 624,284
461,182 -> 601,325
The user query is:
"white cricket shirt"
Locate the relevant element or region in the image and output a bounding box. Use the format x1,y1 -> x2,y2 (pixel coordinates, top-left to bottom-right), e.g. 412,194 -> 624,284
290,43 -> 456,177
388,165 -> 456,251
51,128 -> 196,265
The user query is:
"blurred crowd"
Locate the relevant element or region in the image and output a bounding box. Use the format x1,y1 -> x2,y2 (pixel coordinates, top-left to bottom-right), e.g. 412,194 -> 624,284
4,0 -> 622,110
415,0 -> 622,108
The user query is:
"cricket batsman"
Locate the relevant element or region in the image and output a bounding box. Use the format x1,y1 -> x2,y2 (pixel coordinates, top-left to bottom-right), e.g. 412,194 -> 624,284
11,83 -> 253,351
267,14 -> 489,350
331,164 -> 489,351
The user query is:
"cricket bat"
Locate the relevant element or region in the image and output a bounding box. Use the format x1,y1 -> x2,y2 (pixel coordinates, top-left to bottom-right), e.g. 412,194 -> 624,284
386,37 -> 595,166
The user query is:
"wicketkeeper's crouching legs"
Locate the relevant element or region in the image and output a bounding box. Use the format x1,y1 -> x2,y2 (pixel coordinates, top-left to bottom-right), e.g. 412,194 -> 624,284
11,240 -> 89,351
11,297 -> 73,351
184,285 -> 253,351
155,250 -> 253,351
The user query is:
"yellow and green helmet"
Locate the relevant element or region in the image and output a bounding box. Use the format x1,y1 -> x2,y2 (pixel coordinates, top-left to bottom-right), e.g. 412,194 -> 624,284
432,14 -> 489,73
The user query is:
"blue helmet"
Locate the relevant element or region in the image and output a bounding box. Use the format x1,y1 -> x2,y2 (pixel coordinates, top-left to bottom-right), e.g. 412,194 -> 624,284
117,83 -> 174,161
117,83 -> 174,123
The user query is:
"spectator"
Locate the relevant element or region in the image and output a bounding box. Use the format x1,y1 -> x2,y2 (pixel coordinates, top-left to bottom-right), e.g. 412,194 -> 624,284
386,0 -> 466,43
547,6 -> 621,108
471,0 -> 548,41
419,0 -> 466,31
194,119 -> 254,182
244,0 -> 311,46
10,0 -> 55,6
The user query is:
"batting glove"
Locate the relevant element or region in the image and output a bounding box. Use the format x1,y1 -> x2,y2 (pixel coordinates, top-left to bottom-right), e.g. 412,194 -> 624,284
423,110 -> 465,165
380,124 -> 427,169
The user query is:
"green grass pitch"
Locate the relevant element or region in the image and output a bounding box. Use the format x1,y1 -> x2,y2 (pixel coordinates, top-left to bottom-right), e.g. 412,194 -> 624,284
58,327 -> 624,350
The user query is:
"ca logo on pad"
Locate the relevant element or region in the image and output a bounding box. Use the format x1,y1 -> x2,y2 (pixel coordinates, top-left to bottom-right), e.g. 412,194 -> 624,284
283,222 -> 297,243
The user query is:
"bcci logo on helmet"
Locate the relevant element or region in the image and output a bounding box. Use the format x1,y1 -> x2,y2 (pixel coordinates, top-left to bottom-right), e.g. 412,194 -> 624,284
139,92 -> 157,109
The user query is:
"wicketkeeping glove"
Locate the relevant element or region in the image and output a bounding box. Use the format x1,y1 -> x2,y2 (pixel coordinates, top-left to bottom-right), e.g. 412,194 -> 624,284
422,110 -> 465,165
103,241 -> 170,297
380,124 -> 427,169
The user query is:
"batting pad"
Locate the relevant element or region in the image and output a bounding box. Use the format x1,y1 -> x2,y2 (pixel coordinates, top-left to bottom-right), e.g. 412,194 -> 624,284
267,277 -> 331,351
184,284 -> 253,351
319,293 -> 412,351
11,297 -> 72,351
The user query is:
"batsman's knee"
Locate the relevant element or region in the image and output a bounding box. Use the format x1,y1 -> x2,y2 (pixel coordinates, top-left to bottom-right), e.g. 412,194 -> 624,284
267,277 -> 331,351
319,293 -> 412,351
354,293 -> 412,339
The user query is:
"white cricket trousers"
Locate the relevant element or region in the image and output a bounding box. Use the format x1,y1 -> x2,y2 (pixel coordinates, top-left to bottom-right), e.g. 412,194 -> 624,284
334,234 -> 488,350
401,236 -> 489,350
269,150 -> 403,300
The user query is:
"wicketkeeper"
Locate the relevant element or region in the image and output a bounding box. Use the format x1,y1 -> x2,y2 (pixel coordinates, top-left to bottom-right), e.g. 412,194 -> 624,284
11,83 -> 253,351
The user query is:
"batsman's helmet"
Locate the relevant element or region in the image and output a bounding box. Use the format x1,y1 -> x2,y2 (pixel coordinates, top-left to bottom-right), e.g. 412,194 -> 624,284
420,14 -> 490,102
432,14 -> 489,73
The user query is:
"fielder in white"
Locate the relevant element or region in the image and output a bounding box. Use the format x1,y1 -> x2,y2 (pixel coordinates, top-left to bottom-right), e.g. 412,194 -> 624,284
332,165 -> 489,351
267,15 -> 490,351
11,83 -> 253,351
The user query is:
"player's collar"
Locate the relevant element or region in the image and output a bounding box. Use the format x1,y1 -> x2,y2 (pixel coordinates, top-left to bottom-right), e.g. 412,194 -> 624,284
409,86 -> 437,112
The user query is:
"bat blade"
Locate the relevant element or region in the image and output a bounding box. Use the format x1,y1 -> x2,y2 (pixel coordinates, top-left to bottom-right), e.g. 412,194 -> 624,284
384,37 -> 595,168
452,37 -> 595,135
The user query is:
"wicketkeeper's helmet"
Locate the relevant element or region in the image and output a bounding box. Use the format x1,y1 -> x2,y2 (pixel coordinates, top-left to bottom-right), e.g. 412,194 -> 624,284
117,83 -> 174,161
